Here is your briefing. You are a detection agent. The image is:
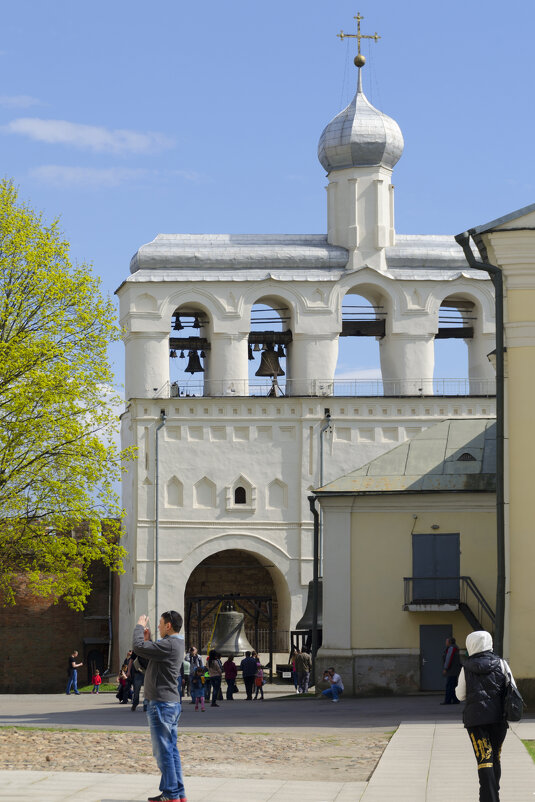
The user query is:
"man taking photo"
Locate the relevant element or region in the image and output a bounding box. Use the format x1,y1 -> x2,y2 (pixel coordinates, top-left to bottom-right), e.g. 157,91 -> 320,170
133,611 -> 186,802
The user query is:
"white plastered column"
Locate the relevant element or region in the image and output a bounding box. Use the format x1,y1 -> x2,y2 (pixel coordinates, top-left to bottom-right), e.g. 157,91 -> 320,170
204,332 -> 249,396
467,332 -> 496,394
124,331 -> 170,399
286,334 -> 339,396
379,333 -> 435,395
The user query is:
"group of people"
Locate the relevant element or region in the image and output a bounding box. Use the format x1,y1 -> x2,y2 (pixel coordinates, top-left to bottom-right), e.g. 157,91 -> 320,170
66,622 -> 517,802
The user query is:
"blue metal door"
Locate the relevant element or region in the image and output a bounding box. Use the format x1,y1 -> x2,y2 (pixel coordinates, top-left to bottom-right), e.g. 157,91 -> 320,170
412,533 -> 460,602
420,624 -> 452,690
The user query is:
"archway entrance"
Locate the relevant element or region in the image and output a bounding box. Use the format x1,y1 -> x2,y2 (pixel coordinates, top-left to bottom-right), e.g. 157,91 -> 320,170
184,549 -> 285,653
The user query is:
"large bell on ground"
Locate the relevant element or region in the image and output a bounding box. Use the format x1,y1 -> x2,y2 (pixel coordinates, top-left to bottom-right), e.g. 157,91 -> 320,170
208,610 -> 255,657
185,350 -> 204,374
295,579 -> 323,630
255,344 -> 285,377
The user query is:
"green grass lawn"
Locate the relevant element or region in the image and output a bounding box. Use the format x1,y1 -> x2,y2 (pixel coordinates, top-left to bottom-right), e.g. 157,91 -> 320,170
77,683 -> 118,694
523,740 -> 535,763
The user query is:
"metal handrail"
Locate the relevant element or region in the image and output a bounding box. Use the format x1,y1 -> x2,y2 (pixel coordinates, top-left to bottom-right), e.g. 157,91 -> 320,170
403,576 -> 495,631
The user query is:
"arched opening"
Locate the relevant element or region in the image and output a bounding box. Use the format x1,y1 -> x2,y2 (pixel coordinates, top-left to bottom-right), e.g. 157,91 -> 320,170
434,295 -> 474,393
234,486 -> 246,504
248,296 -> 292,396
336,287 -> 386,394
169,303 -> 211,397
184,549 -> 289,653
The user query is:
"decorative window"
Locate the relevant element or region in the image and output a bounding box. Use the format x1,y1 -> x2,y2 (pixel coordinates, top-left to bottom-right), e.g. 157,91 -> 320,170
234,486 -> 247,504
226,474 -> 256,511
457,452 -> 476,462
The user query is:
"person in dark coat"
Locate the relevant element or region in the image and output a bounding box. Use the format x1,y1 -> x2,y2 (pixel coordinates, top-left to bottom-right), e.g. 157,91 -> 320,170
441,636 -> 461,704
456,630 -> 516,802
240,651 -> 258,700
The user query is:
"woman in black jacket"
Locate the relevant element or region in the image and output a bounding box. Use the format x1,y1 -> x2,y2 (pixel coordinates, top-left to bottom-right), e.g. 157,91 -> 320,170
456,630 -> 516,802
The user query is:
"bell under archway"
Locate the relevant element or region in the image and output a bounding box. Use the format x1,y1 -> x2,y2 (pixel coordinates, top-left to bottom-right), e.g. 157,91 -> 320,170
208,606 -> 255,656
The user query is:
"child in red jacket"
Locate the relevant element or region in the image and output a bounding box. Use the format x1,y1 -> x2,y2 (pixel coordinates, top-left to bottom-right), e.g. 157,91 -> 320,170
92,669 -> 102,694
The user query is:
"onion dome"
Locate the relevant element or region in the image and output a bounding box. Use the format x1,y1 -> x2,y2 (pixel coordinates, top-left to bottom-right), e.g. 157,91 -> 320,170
318,69 -> 404,173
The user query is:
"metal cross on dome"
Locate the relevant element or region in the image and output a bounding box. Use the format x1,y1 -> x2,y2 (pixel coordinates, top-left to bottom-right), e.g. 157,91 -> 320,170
338,12 -> 380,61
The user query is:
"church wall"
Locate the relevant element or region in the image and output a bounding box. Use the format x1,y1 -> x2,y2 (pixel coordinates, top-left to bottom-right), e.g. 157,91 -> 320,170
317,494 -> 496,695
118,396 -> 495,661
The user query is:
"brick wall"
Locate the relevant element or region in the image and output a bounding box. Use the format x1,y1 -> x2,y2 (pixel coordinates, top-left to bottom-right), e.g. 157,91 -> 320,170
0,562 -> 117,693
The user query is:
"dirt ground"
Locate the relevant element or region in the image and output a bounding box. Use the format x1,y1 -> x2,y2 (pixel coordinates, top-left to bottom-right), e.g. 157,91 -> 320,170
0,727 -> 391,781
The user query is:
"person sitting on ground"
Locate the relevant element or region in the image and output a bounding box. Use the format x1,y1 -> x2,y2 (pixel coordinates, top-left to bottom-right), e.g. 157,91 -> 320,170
321,667 -> 344,702
222,654 -> 238,700
190,666 -> 206,712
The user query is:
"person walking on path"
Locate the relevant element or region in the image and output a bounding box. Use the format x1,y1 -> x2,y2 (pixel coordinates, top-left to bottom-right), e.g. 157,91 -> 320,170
456,630 -> 515,802
133,611 -> 186,802
91,669 -> 102,694
321,667 -> 344,702
289,646 -> 299,692
190,667 -> 205,712
240,651 -> 258,700
66,650 -> 83,695
441,636 -> 461,705
295,647 -> 312,694
128,652 -> 145,712
207,650 -> 223,707
222,655 -> 238,700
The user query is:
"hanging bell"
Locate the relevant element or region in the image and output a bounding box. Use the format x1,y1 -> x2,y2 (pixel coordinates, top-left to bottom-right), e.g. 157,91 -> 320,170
255,344 -> 285,377
200,350 -> 206,359
207,610 -> 255,657
193,314 -> 201,329
179,350 -> 185,359
295,580 -> 323,630
253,343 -> 261,352
170,349 -> 177,359
173,316 -> 183,331
248,344 -> 254,360
185,350 -> 204,374
277,344 -> 285,357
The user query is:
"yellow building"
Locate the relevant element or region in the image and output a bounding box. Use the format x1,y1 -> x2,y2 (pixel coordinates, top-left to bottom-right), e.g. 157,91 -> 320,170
316,418 -> 497,695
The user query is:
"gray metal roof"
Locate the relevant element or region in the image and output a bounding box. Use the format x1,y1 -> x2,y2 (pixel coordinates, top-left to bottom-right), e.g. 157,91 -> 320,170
315,418 -> 496,495
128,232 -> 490,284
469,202 -> 535,236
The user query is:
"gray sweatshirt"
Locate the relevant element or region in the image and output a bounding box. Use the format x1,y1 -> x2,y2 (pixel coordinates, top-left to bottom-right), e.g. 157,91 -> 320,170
132,625 -> 184,703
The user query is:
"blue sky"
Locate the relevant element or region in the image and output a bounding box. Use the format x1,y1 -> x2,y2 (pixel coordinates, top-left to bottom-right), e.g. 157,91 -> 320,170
2,0 -> 533,388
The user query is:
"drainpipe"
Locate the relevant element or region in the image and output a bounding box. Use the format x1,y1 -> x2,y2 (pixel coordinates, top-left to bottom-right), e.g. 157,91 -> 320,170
319,409 -> 333,577
308,495 -> 320,678
155,410 -> 166,622
454,232 -> 505,656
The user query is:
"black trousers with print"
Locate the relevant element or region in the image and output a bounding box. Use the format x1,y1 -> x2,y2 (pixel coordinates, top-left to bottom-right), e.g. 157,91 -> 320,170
467,723 -> 508,802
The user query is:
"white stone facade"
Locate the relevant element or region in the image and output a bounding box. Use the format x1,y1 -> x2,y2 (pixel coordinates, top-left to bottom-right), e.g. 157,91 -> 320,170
116,67 -> 497,661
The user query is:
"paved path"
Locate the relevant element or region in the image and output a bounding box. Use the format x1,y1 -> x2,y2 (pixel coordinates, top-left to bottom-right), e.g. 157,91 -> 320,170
1,695 -> 535,800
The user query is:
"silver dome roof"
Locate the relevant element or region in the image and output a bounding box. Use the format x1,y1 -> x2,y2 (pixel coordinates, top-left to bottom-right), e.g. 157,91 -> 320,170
318,70 -> 404,173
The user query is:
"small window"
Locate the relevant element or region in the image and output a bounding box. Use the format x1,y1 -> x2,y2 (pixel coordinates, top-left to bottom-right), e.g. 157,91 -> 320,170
457,452 -> 476,462
234,486 -> 247,504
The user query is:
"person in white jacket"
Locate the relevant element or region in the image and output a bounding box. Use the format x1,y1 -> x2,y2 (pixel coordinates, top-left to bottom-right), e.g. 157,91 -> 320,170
456,631 -> 515,802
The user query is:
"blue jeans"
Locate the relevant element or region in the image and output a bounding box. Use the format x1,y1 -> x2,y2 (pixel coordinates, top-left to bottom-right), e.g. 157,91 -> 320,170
66,670 -> 79,694
322,684 -> 343,701
146,700 -> 185,799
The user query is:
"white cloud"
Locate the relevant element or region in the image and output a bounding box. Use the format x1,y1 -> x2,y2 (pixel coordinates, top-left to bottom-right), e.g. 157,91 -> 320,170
0,95 -> 42,108
29,164 -> 200,188
3,117 -> 174,154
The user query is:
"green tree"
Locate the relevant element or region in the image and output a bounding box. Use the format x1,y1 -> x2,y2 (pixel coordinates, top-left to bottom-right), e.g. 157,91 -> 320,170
0,179 -> 128,609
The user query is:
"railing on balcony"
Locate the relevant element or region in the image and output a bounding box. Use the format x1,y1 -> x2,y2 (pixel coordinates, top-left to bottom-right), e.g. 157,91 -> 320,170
403,576 -> 495,634
158,377 -> 497,399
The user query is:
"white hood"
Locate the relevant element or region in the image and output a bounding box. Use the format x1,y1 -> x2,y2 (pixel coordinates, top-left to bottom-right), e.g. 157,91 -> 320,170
466,630 -> 493,656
